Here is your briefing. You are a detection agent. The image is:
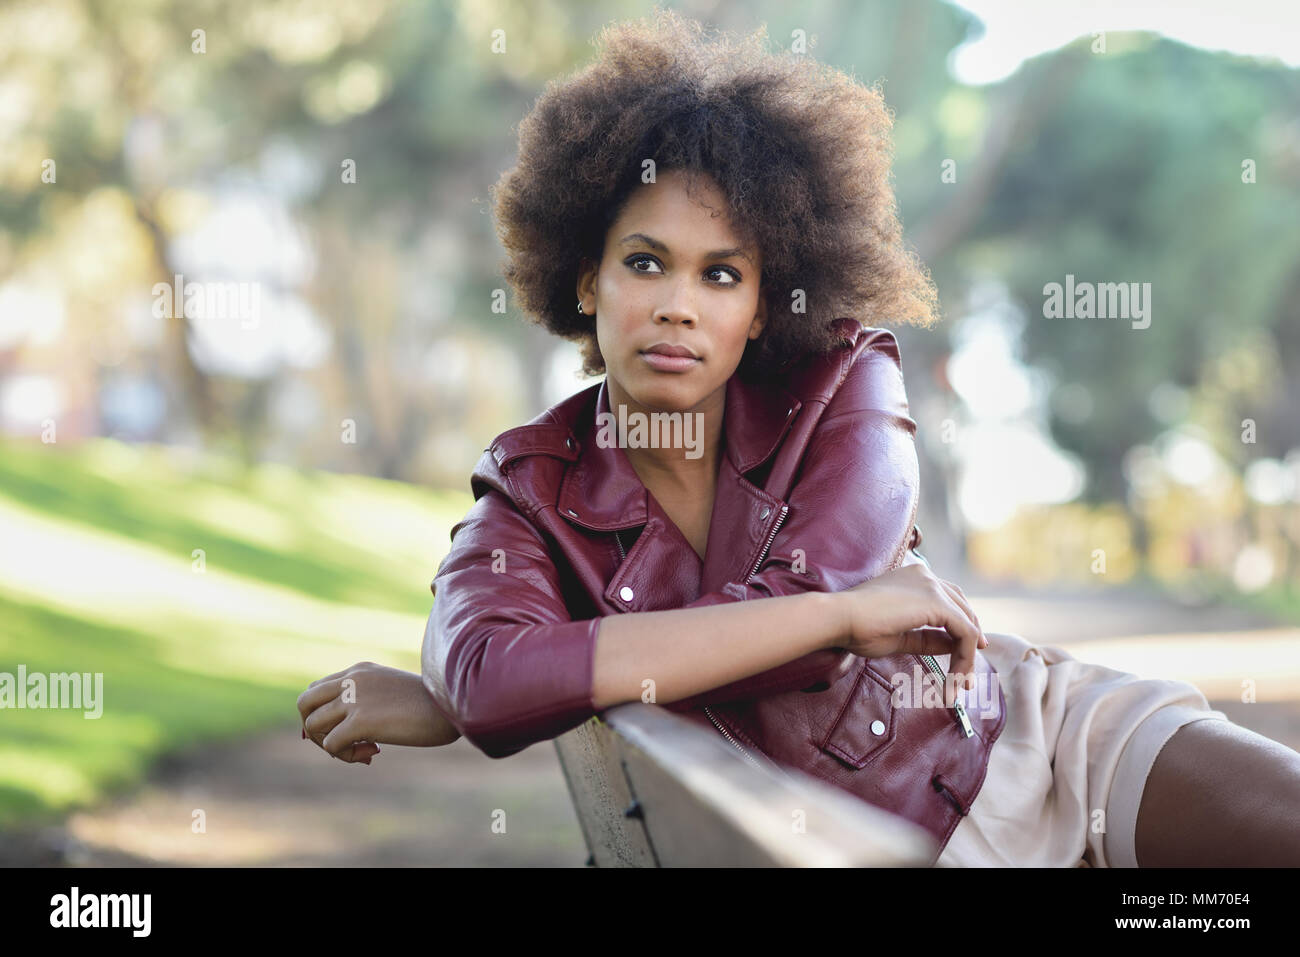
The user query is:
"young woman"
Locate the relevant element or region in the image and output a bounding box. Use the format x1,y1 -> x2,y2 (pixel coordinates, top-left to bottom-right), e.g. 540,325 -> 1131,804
298,10 -> 1300,866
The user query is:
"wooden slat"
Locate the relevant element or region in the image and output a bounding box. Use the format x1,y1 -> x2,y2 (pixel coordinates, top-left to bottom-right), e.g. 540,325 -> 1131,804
553,715 -> 656,866
554,703 -> 936,867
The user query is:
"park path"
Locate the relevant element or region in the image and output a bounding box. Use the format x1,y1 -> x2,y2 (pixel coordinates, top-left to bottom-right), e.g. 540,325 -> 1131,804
2,716 -> 587,867
5,571 -> 1298,866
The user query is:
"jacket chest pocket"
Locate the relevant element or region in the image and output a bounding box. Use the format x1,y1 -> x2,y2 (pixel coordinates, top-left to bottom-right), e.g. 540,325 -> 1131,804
815,660 -> 898,769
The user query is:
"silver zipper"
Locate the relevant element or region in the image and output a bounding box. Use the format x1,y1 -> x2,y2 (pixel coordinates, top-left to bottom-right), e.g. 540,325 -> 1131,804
701,502 -> 791,769
919,653 -> 975,738
703,706 -> 765,770
745,503 -> 788,583
613,524 -> 762,761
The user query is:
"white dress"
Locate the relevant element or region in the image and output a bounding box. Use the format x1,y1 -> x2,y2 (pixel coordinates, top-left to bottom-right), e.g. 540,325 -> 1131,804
933,629 -> 1228,867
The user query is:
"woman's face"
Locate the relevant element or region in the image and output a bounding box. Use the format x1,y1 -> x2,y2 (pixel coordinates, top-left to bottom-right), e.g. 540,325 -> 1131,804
578,168 -> 766,417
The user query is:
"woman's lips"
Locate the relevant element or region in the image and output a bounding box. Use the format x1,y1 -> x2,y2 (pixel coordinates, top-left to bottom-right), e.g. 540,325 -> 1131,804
639,351 -> 700,372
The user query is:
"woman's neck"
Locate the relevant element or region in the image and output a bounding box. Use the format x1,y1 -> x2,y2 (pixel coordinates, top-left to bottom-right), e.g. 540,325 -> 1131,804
606,378 -> 726,492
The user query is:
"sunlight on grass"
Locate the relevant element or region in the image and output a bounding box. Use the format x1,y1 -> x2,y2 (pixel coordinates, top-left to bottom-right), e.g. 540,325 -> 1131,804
0,498 -> 432,663
0,436 -> 473,828
0,437 -> 469,615
0,749 -> 97,807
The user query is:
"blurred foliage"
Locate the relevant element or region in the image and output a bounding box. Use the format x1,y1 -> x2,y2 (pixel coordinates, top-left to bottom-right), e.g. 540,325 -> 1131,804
0,1 -> 1296,585
968,502 -> 1139,586
967,36 -> 1300,501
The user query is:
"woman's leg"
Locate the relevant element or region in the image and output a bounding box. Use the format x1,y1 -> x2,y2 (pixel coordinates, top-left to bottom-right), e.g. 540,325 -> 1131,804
1135,718 -> 1300,866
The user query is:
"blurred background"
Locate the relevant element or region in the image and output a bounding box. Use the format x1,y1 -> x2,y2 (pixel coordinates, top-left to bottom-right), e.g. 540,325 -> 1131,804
2,0 -> 1298,865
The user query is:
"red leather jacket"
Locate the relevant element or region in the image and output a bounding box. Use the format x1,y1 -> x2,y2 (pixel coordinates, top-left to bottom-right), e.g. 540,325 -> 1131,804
422,319 -> 1006,861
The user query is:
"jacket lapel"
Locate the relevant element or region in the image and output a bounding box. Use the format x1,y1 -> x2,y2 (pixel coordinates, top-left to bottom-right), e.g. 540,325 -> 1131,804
555,374 -> 801,606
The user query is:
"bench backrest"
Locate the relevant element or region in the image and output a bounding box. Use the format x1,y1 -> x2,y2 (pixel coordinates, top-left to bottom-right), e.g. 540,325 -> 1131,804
553,703 -> 937,867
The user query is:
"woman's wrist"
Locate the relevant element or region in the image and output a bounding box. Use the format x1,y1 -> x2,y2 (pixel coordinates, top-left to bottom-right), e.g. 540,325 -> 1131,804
807,589 -> 852,652
406,669 -> 462,746
372,668 -> 461,747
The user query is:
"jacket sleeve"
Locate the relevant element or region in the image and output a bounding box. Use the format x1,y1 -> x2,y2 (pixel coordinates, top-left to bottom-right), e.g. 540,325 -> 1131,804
663,328 -> 922,712
421,490 -> 600,759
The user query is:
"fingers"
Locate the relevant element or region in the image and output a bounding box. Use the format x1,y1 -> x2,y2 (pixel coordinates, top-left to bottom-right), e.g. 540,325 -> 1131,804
297,662 -> 377,721
334,741 -> 378,764
303,716 -> 379,765
895,628 -> 977,709
350,741 -> 381,763
935,590 -> 981,703
940,580 -> 985,642
323,715 -> 369,760
939,580 -> 987,652
302,696 -> 347,750
312,707 -> 375,763
297,678 -> 345,724
881,571 -> 986,710
299,671 -> 381,765
900,564 -> 986,651
897,626 -> 961,656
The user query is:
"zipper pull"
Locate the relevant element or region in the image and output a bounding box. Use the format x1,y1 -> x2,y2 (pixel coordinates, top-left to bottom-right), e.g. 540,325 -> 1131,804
920,654 -> 975,739
952,700 -> 975,738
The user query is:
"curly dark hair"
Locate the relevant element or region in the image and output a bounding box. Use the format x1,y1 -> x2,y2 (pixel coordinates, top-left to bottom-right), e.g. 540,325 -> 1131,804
490,7 -> 940,381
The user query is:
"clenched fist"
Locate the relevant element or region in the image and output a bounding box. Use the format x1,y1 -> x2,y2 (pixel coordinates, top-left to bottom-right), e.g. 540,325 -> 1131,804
297,661 -> 461,764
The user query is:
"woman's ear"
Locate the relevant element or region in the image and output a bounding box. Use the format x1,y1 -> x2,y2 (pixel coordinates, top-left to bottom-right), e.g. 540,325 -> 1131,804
748,293 -> 767,340
576,256 -> 597,315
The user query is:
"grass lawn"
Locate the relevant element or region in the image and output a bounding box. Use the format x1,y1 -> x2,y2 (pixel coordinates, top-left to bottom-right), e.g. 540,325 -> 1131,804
0,436 -> 471,831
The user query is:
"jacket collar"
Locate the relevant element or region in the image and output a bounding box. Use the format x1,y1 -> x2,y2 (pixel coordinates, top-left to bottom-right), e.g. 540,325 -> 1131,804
554,372 -> 801,532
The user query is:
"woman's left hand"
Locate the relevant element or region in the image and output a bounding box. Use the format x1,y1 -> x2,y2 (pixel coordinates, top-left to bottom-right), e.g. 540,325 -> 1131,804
297,661 -> 461,764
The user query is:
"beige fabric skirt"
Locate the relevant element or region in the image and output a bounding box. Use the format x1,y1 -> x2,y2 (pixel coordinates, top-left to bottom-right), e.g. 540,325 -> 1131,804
934,629 -> 1229,868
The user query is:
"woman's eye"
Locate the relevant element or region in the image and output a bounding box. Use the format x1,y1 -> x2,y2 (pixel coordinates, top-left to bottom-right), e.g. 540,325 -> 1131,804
626,255 -> 740,285
627,254 -> 662,273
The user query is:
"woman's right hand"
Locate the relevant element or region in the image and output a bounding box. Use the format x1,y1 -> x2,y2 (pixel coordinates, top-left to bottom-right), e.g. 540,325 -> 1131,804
297,662 -> 462,763
836,562 -> 988,704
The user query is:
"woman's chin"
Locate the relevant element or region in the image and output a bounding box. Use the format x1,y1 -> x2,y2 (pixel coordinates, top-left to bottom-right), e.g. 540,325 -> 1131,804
621,380 -> 705,415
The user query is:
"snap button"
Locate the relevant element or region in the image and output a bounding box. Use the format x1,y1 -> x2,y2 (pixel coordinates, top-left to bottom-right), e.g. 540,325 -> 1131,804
817,665 -> 896,769
759,506 -> 770,520
619,586 -> 634,602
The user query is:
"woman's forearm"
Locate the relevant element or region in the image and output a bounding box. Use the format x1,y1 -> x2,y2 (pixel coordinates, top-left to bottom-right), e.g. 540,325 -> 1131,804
592,590 -> 846,709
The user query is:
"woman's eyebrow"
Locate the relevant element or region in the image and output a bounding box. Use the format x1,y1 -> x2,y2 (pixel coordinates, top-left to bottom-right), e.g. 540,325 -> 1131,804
618,232 -> 753,265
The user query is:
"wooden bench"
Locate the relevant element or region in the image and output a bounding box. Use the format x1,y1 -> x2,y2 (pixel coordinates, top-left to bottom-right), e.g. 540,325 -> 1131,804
553,703 -> 937,867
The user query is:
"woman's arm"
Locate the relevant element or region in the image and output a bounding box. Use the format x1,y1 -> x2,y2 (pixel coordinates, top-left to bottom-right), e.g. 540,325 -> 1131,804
423,489 -> 857,758
424,493 -> 982,756
425,482 -> 983,758
591,590 -> 845,708
596,559 -> 988,711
